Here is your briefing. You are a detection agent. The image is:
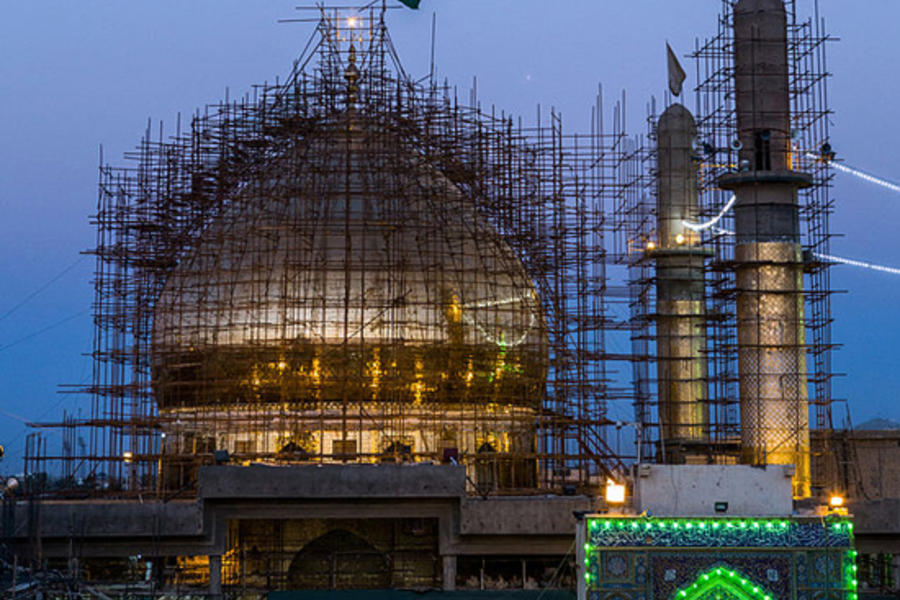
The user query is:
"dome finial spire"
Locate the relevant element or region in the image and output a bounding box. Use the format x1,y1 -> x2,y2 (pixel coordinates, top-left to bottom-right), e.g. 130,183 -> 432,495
344,42 -> 360,109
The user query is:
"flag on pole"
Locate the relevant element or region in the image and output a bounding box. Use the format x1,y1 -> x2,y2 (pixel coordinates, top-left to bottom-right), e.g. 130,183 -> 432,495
398,0 -> 421,8
667,42 -> 686,96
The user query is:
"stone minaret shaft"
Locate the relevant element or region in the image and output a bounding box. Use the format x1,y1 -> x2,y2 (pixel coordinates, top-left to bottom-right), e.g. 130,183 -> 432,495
720,0 -> 812,498
654,104 -> 711,458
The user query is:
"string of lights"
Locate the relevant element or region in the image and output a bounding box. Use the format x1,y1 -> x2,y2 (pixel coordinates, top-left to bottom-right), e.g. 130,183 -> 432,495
805,153 -> 900,194
813,253 -> 900,276
685,152 -> 900,235
682,194 -> 736,232
679,149 -> 900,275
709,226 -> 900,275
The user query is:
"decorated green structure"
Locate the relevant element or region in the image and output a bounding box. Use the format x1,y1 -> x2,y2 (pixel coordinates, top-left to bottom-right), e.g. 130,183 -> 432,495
578,516 -> 856,600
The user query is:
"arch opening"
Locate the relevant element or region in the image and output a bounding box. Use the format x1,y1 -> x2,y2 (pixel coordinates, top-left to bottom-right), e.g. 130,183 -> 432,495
673,567 -> 776,600
287,529 -> 390,589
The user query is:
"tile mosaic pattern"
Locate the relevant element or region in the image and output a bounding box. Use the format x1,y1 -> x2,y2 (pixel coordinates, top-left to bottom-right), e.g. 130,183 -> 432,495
583,517 -> 856,600
587,518 -> 853,549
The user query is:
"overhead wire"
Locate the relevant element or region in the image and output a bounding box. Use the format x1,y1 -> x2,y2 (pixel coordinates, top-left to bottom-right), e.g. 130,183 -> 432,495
0,256 -> 87,323
0,308 -> 90,353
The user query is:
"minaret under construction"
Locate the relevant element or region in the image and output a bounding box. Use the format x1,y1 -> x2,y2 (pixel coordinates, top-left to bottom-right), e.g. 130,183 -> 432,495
653,104 -> 712,461
719,0 -> 812,498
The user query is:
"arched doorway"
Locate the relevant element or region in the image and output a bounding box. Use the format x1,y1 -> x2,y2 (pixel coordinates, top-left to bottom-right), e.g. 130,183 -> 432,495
673,567 -> 775,600
287,529 -> 391,589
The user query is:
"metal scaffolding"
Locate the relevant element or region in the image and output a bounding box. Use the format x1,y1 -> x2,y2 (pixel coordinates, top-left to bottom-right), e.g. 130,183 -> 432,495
21,0 -> 839,503
25,7 -> 636,497
616,0 -> 837,485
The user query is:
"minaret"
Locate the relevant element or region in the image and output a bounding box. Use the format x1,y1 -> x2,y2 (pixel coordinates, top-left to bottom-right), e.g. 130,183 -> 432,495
719,0 -> 811,498
653,104 -> 711,461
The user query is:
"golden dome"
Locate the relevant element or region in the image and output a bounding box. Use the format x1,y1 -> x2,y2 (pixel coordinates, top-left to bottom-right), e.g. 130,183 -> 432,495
151,117 -> 547,409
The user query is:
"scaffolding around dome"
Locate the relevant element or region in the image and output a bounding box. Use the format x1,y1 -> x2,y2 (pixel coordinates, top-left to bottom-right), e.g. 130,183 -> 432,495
25,7 -> 641,496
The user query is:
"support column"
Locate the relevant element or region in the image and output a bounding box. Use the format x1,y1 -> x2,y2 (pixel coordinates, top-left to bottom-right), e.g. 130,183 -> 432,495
442,555 -> 457,591
209,554 -> 222,597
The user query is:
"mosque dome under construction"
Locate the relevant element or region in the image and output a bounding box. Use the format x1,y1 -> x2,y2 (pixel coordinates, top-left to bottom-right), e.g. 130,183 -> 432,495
150,108 -> 548,474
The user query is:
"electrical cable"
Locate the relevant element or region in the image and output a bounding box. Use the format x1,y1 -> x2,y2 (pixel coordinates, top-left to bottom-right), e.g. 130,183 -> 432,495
0,256 -> 87,323
0,308 -> 90,353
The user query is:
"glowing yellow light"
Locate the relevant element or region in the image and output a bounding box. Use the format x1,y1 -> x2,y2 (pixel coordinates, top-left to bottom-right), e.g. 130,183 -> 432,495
347,17 -> 358,28
829,495 -> 844,507
311,357 -> 321,385
675,233 -> 686,245
445,293 -> 463,323
412,358 -> 425,404
277,361 -> 287,370
368,349 -> 382,395
123,451 -> 134,464
646,241 -> 657,251
605,479 -> 626,504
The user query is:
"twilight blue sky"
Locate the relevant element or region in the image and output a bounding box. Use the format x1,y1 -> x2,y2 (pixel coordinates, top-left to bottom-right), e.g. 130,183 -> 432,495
1,1 -> 898,472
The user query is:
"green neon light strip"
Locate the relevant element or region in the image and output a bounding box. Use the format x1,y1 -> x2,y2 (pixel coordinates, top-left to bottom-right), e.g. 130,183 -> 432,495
846,549 -> 859,599
583,520 -> 857,590
583,519 -> 857,592
673,567 -> 775,600
587,518 -> 854,532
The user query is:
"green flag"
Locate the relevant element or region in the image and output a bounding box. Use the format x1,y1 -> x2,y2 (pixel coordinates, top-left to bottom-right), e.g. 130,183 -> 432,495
398,0 -> 420,8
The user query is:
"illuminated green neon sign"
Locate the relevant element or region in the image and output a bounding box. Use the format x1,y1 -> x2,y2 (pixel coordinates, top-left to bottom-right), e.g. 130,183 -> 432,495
674,567 -> 775,600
